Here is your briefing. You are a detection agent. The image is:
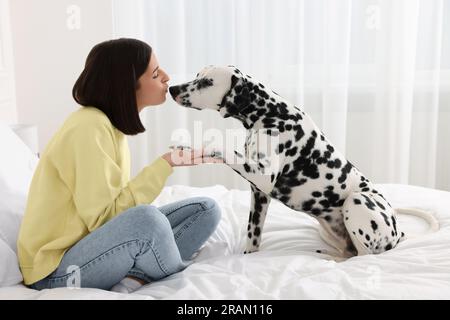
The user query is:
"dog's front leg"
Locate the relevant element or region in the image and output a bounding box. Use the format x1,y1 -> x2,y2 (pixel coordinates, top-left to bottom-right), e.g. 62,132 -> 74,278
222,150 -> 278,195
245,185 -> 271,254
217,153 -> 274,253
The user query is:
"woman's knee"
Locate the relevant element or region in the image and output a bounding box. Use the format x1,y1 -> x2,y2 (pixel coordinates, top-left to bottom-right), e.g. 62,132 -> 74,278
195,197 -> 222,228
119,205 -> 172,238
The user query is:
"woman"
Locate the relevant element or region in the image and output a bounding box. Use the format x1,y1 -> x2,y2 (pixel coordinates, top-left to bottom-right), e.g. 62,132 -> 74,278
17,38 -> 222,293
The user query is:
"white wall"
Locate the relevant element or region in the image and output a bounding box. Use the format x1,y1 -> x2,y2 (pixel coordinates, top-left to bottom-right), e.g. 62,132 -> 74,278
9,0 -> 113,153
0,0 -> 17,124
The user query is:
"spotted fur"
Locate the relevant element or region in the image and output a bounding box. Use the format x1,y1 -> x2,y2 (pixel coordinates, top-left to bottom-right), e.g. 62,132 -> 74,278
169,66 -> 406,257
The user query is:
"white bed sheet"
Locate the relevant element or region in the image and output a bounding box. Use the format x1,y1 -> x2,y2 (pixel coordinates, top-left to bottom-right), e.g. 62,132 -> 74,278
1,184 -> 449,300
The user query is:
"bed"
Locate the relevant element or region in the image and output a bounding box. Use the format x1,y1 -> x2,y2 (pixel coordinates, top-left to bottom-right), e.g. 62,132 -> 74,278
1,125 -> 450,300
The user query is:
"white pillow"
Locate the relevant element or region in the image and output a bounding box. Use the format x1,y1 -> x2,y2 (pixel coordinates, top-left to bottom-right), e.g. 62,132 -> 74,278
0,125 -> 39,254
0,239 -> 23,287
0,210 -> 22,254
0,124 -> 39,215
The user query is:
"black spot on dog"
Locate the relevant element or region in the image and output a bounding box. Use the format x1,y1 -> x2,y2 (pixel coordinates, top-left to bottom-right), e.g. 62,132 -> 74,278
196,78 -> 214,90
302,199 -> 316,211
319,200 -> 330,208
361,194 -> 376,211
380,212 -> 391,227
252,211 -> 261,225
391,216 -> 397,235
375,201 -> 386,210
285,147 -> 298,157
303,163 -> 320,179
294,125 -> 305,141
285,140 -> 292,149
371,220 -> 378,232
338,162 -> 353,184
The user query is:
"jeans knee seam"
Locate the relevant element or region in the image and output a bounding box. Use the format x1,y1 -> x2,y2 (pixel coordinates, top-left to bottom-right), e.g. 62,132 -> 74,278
147,241 -> 170,275
164,200 -> 213,217
174,206 -> 217,241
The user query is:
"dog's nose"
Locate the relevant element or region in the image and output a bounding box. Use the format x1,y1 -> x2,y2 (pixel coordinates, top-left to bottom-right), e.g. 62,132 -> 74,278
169,86 -> 180,99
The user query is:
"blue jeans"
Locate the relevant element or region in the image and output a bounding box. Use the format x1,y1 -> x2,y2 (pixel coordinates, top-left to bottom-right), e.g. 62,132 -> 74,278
30,197 -> 221,290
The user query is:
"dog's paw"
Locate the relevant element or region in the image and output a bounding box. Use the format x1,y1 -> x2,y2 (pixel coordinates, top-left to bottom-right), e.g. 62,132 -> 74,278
209,150 -> 223,159
169,144 -> 192,151
203,148 -> 229,161
243,247 -> 258,254
207,149 -> 245,164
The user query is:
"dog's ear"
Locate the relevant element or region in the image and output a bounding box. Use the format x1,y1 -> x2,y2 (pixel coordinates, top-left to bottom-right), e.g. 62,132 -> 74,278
219,75 -> 251,118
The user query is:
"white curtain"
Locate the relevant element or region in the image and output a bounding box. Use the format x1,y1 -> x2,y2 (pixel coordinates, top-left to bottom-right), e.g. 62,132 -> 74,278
112,0 -> 450,192
0,0 -> 18,124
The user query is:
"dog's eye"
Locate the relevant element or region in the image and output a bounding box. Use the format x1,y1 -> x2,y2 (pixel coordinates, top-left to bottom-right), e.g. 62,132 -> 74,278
196,78 -> 214,90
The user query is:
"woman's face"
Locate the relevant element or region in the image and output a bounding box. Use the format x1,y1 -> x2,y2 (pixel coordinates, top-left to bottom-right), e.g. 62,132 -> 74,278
136,52 -> 170,111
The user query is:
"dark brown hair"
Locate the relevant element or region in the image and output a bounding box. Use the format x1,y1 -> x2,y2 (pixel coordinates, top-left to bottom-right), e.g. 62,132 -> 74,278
72,38 -> 152,135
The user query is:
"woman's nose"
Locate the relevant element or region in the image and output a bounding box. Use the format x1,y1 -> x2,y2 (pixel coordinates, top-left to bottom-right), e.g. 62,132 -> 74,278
161,70 -> 170,83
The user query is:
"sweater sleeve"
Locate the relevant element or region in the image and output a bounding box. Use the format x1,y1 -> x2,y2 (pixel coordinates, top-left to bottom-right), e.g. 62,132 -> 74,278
53,123 -> 173,232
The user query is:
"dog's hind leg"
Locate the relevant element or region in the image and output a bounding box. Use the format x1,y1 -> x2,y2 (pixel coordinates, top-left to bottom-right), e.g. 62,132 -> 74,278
342,192 -> 405,255
244,185 -> 271,254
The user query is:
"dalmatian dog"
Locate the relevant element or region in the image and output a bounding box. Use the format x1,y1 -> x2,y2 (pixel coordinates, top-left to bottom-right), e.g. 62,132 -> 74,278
169,66 -> 439,258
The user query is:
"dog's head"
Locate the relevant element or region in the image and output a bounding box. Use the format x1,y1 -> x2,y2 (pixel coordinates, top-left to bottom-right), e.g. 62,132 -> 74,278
169,65 -> 252,118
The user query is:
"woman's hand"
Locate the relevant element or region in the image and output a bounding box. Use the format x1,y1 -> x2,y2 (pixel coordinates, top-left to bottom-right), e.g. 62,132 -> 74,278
161,146 -> 224,167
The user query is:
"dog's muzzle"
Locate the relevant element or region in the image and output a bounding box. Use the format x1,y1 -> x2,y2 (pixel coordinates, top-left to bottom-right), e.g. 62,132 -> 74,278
169,86 -> 181,100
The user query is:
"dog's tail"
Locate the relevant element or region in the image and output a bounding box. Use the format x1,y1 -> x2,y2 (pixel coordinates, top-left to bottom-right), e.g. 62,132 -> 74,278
394,208 -> 440,237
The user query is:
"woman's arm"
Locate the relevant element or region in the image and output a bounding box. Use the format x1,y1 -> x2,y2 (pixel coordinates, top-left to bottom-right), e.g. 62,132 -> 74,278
161,146 -> 224,167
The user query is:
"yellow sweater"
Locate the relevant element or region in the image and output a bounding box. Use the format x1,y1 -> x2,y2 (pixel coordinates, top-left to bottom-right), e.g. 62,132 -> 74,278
17,107 -> 173,285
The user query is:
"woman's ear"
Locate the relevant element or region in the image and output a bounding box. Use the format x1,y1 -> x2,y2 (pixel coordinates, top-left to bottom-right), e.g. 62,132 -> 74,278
219,75 -> 251,118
